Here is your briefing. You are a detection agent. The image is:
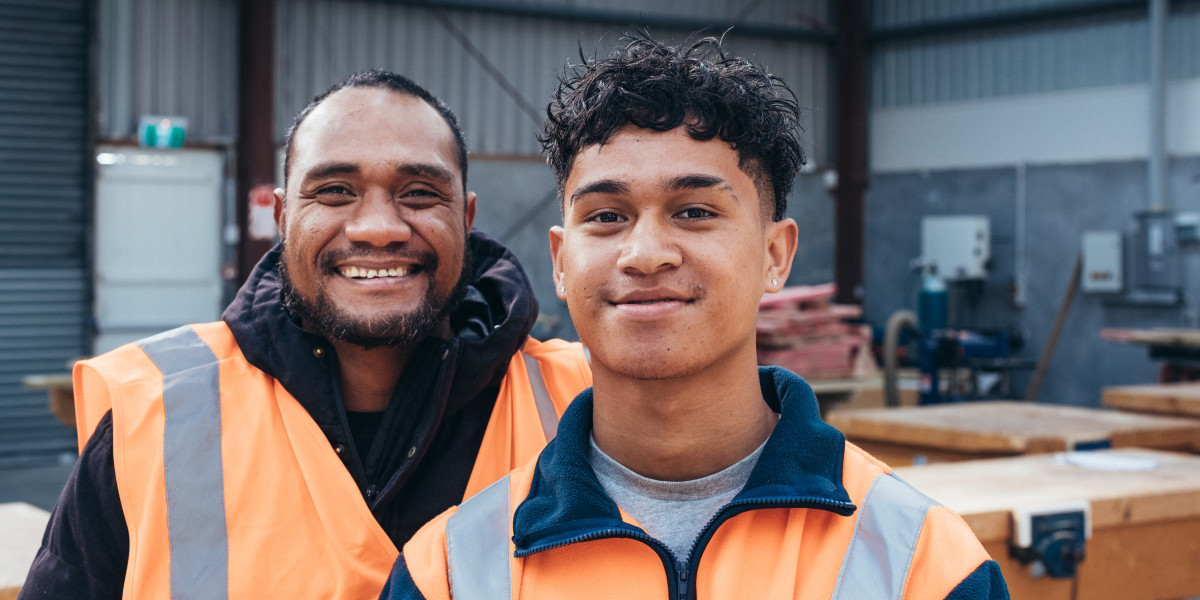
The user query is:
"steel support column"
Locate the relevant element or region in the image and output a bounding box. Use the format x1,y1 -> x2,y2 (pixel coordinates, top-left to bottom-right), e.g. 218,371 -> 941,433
833,0 -> 868,305
235,0 -> 276,283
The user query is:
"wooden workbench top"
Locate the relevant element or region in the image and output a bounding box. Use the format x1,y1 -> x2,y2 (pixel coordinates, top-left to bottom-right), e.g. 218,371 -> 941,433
0,502 -> 50,600
1103,382 -> 1200,418
826,401 -> 1200,454
895,448 -> 1200,544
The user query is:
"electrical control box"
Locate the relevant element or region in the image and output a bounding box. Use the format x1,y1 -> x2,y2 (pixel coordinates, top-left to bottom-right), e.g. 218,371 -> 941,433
921,216 -> 990,280
1081,231 -> 1123,293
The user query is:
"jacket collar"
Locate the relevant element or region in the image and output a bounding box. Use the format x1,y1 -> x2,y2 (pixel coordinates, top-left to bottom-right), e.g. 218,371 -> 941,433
511,366 -> 856,555
221,230 -> 538,442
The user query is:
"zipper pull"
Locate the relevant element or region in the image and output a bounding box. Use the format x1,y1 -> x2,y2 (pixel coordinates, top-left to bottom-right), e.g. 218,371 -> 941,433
676,560 -> 689,600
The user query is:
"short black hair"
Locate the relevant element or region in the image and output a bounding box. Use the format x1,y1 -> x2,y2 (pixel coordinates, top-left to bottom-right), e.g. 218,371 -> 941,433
540,34 -> 805,221
283,69 -> 468,190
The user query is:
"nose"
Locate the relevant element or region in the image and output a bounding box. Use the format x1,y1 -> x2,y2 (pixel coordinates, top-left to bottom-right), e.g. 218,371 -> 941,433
343,189 -> 412,247
615,217 -> 682,275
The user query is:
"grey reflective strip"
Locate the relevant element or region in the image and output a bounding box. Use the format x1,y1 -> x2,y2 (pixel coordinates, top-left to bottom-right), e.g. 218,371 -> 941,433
831,474 -> 935,600
139,326 -> 229,599
521,352 -> 558,442
446,475 -> 513,600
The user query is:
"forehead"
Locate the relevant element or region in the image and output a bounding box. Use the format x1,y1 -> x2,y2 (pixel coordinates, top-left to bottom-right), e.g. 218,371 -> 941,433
290,87 -> 461,182
564,126 -> 749,198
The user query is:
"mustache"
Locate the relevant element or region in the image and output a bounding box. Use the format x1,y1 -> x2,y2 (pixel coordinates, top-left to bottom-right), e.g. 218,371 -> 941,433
318,246 -> 438,272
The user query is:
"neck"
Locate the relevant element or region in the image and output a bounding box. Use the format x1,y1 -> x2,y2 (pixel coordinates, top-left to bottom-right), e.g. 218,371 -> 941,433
331,340 -> 412,412
590,347 -> 777,482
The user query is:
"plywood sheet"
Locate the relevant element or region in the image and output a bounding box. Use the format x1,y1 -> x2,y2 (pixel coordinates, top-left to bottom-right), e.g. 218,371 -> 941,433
0,502 -> 50,600
1103,383 -> 1200,418
895,449 -> 1200,543
827,401 -> 1200,454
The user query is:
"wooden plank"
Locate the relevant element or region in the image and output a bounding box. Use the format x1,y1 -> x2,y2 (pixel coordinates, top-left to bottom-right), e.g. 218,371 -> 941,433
1103,383 -> 1200,418
0,502 -> 50,600
827,401 -> 1200,459
896,450 -> 1200,600
1100,327 -> 1200,347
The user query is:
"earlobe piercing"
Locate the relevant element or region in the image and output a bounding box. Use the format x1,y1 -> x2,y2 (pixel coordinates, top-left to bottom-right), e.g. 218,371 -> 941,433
560,286 -> 566,294
771,278 -> 779,287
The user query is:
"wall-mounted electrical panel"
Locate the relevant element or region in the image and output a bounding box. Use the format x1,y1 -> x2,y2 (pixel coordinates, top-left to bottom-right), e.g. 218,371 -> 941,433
921,216 -> 990,280
1081,231 -> 1123,294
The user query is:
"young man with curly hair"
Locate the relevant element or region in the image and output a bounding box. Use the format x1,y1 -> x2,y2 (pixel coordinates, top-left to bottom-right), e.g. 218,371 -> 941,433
378,35 -> 1009,600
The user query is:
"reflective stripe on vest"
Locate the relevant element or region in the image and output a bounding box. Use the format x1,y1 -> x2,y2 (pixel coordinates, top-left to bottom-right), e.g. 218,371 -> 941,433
447,475 -> 513,600
831,473 -> 935,600
443,472 -> 936,600
138,326 -> 230,600
521,352 -> 558,442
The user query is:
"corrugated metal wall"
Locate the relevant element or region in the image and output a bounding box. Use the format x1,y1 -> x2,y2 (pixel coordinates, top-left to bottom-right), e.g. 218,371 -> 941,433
0,0 -> 91,464
273,0 -> 834,163
870,0 -> 1200,108
97,0 -> 238,143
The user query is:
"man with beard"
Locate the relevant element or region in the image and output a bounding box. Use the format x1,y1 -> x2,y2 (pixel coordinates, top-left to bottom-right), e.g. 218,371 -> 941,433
20,70 -> 591,599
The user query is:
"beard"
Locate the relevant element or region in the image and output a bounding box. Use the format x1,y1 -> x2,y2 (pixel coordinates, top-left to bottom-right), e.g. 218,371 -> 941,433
279,241 -> 473,350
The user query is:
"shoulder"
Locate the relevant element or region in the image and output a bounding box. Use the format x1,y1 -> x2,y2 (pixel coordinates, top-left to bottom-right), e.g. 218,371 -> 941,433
393,507 -> 458,600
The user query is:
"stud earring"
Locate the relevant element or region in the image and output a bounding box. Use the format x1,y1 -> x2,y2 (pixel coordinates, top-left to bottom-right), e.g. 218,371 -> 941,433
771,278 -> 779,286
559,286 -> 566,294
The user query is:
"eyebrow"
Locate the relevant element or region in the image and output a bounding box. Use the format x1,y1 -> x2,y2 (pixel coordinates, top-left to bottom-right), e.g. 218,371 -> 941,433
304,162 -> 360,181
396,163 -> 455,185
300,161 -> 457,187
665,174 -> 731,194
568,173 -> 735,205
569,179 -> 630,205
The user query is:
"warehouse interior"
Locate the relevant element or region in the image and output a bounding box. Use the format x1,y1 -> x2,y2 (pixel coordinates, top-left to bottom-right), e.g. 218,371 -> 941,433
3,0 -> 1200,597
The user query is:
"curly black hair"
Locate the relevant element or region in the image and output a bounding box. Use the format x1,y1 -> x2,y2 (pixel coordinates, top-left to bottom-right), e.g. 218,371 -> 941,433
540,34 -> 805,221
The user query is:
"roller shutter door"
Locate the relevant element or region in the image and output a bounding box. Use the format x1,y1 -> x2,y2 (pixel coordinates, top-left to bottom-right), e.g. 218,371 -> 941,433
0,0 -> 90,465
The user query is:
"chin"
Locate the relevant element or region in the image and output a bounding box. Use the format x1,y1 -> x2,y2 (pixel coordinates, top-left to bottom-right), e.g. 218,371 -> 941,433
597,350 -> 707,382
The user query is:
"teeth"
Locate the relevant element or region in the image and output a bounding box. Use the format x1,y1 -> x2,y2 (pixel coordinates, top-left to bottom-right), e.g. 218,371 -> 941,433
340,266 -> 409,279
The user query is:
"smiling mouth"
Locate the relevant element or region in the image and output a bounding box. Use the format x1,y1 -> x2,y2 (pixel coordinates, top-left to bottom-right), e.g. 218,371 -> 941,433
620,298 -> 690,305
339,266 -> 416,279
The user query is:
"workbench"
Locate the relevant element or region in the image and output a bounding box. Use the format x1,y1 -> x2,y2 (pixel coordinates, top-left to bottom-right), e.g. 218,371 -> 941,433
1103,382 -> 1200,418
825,401 -> 1200,465
895,449 -> 1200,600
0,502 -> 50,600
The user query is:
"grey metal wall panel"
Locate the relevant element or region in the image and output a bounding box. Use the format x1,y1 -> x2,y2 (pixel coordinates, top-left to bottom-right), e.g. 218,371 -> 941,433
871,1 -> 1200,108
276,0 -> 832,164
0,0 -> 90,462
98,0 -> 238,143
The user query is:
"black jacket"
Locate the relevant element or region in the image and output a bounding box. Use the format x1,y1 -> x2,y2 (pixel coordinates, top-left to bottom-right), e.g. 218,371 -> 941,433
20,231 -> 539,600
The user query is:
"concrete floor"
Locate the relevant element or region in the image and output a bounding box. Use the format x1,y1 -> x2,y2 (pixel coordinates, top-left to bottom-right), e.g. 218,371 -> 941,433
0,459 -> 74,512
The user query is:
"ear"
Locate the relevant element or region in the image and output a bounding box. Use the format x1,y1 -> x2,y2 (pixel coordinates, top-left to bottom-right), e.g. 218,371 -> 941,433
273,188 -> 286,235
464,191 -> 477,232
549,225 -> 566,300
764,217 -> 798,293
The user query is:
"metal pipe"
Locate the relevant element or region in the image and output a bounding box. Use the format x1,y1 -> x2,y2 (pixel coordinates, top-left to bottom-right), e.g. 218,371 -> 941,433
1149,0 -> 1169,210
379,0 -> 834,44
884,310 -> 919,407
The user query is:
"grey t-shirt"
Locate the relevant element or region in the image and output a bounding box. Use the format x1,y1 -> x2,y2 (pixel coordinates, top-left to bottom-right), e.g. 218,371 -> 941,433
588,434 -> 766,562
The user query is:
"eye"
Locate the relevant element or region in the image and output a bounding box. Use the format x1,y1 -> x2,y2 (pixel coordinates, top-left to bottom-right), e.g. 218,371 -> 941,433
678,207 -> 714,219
587,211 -> 624,224
400,187 -> 447,207
317,184 -> 353,196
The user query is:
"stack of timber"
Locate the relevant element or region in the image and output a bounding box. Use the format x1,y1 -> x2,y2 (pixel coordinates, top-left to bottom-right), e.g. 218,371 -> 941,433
826,401 -> 1200,466
756,284 -> 875,381
1103,382 -> 1200,418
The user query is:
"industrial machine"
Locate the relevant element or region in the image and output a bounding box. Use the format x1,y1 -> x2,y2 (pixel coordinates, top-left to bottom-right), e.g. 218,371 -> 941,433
884,216 -> 1025,406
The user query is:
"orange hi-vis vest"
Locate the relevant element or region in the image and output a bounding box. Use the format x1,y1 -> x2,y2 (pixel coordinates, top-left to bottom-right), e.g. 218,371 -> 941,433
388,369 -> 1006,600
71,321 -> 591,599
